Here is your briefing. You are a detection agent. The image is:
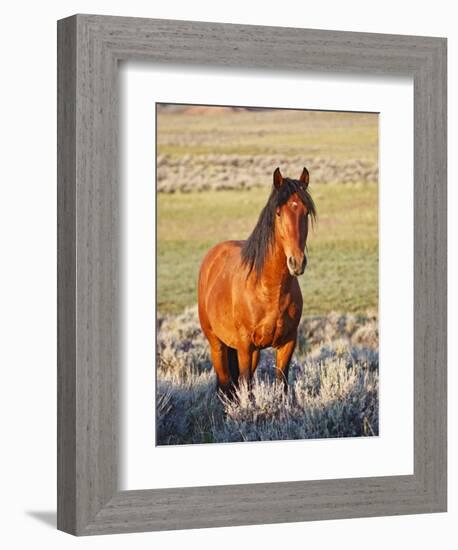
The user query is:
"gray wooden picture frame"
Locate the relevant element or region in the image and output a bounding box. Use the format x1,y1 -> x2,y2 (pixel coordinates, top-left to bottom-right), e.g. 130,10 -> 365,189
57,14 -> 447,536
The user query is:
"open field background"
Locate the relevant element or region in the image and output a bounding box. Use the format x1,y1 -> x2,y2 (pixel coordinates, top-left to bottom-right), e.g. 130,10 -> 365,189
156,106 -> 379,444
158,185 -> 378,316
157,107 -> 378,192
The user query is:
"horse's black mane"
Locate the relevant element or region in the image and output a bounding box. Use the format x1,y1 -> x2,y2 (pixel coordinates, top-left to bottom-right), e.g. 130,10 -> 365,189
241,178 -> 316,278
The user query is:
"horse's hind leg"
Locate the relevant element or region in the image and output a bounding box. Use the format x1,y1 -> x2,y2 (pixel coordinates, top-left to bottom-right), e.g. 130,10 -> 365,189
227,347 -> 239,387
207,336 -> 233,396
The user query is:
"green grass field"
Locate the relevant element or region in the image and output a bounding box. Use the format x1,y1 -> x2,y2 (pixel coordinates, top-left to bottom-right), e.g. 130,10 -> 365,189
157,182 -> 378,316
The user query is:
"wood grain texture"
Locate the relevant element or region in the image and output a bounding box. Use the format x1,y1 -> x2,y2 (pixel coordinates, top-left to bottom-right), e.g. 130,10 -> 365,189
57,16 -> 77,534
57,14 -> 447,535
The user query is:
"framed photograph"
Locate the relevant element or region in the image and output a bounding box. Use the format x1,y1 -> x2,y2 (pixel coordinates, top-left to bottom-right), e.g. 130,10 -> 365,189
57,14 -> 447,535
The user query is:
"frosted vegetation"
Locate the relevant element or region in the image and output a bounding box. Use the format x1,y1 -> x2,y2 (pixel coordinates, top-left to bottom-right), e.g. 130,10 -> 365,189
157,153 -> 378,193
157,307 -> 378,445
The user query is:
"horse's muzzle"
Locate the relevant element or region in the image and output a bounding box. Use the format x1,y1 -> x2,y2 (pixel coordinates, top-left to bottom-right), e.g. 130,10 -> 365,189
287,254 -> 307,276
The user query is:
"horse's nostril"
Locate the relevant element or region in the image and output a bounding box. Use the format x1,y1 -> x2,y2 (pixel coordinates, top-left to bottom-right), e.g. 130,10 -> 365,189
288,256 -> 296,270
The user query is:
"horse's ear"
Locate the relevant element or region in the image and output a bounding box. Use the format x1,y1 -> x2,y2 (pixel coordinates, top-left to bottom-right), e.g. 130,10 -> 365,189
273,167 -> 283,189
299,167 -> 309,187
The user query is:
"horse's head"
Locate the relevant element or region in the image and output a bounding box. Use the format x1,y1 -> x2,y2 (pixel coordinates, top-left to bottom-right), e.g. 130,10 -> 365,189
273,167 -> 315,277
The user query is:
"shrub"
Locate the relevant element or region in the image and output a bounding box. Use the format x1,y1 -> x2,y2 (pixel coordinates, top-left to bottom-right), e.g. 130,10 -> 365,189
156,306 -> 379,445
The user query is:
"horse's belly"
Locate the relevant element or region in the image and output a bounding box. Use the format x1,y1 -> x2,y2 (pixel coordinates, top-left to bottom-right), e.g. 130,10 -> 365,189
210,313 -> 239,348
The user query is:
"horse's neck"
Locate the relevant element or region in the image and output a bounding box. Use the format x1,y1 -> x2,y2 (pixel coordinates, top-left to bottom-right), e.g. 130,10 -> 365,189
257,240 -> 292,296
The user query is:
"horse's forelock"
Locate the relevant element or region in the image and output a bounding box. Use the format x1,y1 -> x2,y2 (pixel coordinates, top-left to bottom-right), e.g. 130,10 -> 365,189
241,177 -> 315,277
276,178 -> 316,220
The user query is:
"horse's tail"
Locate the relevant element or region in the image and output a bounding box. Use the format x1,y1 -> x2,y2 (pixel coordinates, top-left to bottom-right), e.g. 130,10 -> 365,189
227,347 -> 239,385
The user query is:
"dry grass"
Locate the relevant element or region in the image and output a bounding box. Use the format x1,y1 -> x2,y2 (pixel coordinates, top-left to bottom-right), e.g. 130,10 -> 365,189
156,307 -> 378,445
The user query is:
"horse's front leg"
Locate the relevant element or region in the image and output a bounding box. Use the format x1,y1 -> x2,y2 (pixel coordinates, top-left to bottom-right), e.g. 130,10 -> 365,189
237,345 -> 254,392
275,333 -> 297,392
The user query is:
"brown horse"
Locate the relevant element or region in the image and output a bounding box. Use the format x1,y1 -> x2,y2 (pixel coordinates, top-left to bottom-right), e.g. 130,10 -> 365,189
198,167 -> 316,396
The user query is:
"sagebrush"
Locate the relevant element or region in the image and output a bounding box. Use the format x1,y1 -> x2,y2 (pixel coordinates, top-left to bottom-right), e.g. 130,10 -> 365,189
156,306 -> 379,445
